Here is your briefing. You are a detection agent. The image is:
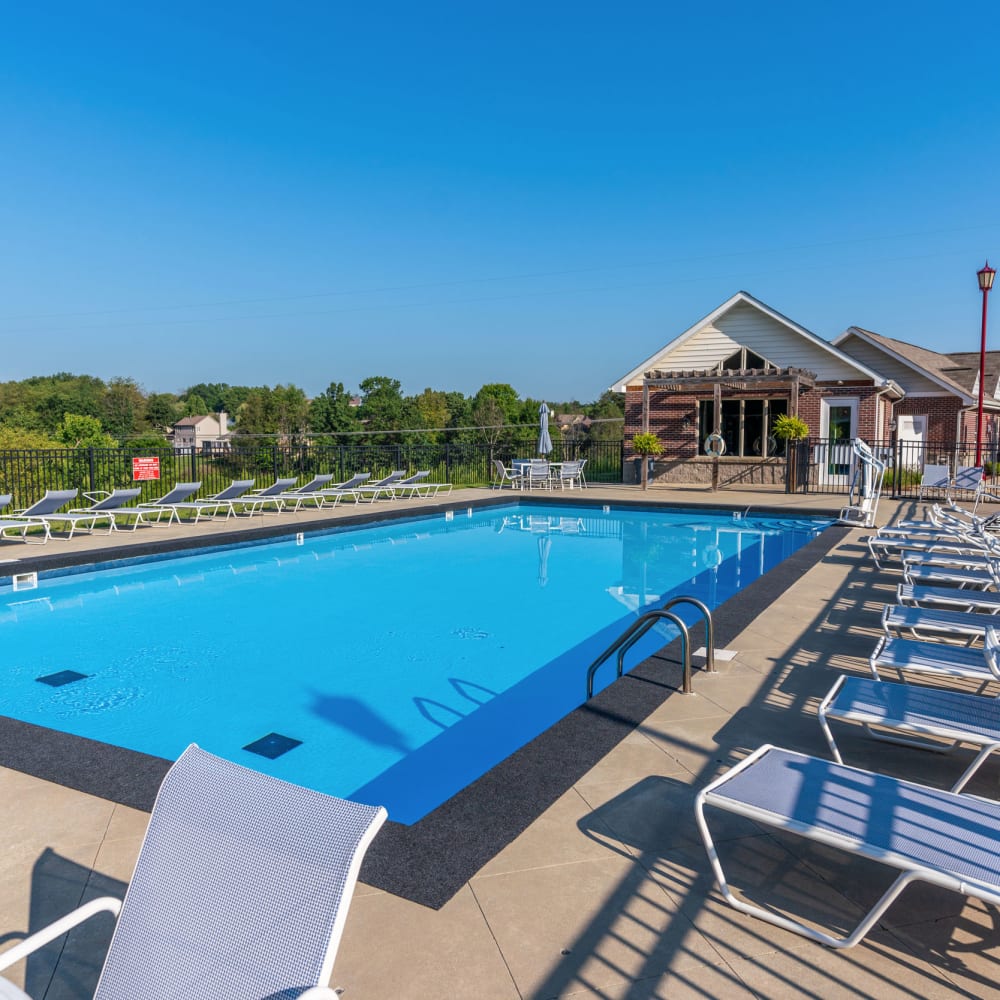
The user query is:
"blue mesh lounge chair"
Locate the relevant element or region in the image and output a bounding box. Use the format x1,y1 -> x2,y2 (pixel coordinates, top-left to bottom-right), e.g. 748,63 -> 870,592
881,603 -> 1000,644
695,744 -> 1000,949
492,459 -> 523,490
818,674 -> 1000,792
287,473 -> 372,510
0,509 -> 50,543
896,581 -> 1000,614
903,558 -> 1000,589
390,471 -> 453,498
7,489 -> 116,540
870,624 -> 1000,693
0,744 -> 386,1000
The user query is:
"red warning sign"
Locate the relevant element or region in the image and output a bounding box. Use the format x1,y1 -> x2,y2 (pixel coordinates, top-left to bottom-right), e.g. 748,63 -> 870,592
132,456 -> 161,481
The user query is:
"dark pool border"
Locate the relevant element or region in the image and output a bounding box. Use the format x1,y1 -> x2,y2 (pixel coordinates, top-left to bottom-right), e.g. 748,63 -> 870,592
0,496 -> 850,908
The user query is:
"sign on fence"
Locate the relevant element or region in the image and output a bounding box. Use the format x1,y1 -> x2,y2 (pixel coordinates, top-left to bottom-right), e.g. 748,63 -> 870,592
132,456 -> 161,481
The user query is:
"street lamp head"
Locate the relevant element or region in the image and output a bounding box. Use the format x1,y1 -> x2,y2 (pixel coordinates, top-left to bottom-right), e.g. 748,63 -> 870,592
979,261 -> 996,292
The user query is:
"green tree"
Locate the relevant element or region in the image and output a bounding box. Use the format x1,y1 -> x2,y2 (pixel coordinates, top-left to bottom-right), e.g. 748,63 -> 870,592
145,393 -> 179,432
310,382 -> 358,435
103,376 -> 144,440
358,376 -> 408,438
55,413 -> 116,448
587,391 -> 625,442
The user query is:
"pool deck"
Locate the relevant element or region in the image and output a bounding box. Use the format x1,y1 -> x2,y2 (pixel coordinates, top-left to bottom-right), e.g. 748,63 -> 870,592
1,485 -> 996,998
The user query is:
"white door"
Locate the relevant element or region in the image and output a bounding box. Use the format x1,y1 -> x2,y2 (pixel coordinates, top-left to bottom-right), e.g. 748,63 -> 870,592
895,415 -> 926,470
818,398 -> 859,486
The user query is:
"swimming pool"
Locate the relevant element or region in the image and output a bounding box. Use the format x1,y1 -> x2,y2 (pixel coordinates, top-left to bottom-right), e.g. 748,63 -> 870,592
0,503 -> 830,824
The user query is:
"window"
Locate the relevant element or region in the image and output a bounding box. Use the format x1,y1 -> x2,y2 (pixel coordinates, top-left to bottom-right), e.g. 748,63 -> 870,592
719,347 -> 775,371
698,399 -> 788,457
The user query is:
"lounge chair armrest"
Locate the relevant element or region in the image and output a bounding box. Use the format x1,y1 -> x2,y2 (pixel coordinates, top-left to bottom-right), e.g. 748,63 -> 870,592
82,491 -> 111,503
0,897 -> 122,973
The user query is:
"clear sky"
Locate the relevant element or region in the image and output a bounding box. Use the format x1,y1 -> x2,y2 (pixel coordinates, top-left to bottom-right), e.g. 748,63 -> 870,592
1,2 -> 997,402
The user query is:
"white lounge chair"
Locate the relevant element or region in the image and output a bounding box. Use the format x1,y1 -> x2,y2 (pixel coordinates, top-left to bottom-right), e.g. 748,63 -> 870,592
354,471 -> 406,502
136,482 -> 202,519
903,560 -> 1000,589
818,674 -> 1000,792
392,472 -> 453,498
917,463 -> 951,500
68,488 -> 181,530
881,603 -> 1000,644
245,477 -> 300,514
0,744 -> 386,1000
896,581 -> 1000,614
950,464 -> 984,503
555,460 -> 584,489
695,744 -> 1000,948
158,480 -> 257,522
869,626 -> 1000,692
277,474 -> 338,510
7,489 -> 117,540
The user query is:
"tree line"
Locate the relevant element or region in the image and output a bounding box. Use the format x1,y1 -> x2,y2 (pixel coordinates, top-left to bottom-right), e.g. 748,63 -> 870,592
0,372 -> 624,450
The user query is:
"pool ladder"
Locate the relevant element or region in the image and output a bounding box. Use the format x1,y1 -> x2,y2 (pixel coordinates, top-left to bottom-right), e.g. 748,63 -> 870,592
585,596 -> 716,699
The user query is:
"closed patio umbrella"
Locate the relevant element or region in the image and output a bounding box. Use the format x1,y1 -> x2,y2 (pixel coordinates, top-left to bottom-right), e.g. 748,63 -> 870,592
538,402 -> 553,457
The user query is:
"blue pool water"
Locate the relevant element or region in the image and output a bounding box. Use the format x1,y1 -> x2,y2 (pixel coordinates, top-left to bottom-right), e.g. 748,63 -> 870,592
0,504 -> 829,822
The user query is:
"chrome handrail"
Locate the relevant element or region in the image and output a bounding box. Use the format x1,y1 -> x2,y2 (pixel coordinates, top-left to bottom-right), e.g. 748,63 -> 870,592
661,596 -> 716,673
586,609 -> 692,698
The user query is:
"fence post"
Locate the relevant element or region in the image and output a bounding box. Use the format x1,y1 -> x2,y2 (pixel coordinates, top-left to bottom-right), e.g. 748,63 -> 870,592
445,442 -> 452,484
272,444 -> 279,480
87,447 -> 97,492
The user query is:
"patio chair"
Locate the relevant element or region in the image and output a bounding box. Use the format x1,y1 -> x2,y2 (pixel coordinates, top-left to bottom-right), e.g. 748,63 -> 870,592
492,459 -> 523,490
67,488 -> 180,531
896,581 -> 1000,614
695,744 -> 1000,949
917,463 -> 951,501
524,460 -> 552,490
0,744 -> 385,1000
903,559 -> 1000,589
870,625 -> 1000,691
866,527 -> 987,570
354,471 -> 406,503
244,477 -> 300,515
0,513 -> 50,544
950,464 -> 984,504
818,674 -> 1000,792
7,489 -> 117,540
390,471 -> 431,497
555,460 -> 584,489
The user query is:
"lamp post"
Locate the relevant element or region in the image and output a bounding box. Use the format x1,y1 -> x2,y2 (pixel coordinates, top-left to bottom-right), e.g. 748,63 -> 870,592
976,261 -> 996,467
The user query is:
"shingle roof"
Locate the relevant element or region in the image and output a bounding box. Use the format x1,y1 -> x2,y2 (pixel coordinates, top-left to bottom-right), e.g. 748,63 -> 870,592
850,327 -> 1000,398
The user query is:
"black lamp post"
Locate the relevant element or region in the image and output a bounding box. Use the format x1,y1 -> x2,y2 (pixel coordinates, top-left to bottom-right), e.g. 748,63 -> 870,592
976,261 -> 996,466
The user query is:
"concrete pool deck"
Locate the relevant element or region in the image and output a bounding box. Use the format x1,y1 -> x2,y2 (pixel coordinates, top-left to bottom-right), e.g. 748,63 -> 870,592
0,485 -> 997,998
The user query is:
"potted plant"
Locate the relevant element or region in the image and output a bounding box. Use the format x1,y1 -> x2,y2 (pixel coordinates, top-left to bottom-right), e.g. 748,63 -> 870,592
631,432 -> 663,491
772,415 -> 810,492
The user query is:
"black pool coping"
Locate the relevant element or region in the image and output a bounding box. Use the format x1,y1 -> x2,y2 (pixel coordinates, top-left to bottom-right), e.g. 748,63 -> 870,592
0,497 -> 849,909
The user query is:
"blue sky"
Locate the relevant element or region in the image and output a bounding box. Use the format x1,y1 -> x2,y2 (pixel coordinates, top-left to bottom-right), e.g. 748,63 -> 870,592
1,2 -> 997,402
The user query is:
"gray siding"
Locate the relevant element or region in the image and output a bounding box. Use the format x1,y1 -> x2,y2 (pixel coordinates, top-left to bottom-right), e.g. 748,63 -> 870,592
837,333 -> 943,393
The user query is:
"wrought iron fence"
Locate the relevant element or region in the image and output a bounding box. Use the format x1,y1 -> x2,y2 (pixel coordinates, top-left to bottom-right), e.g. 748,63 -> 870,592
0,438 -> 626,508
783,437 -> 996,499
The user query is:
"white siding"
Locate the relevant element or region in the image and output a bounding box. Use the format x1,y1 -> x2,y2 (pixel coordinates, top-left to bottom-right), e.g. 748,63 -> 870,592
837,334 -> 943,393
660,301 -> 865,380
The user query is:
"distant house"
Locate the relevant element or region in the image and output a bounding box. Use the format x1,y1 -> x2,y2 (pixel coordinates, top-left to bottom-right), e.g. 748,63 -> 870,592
554,413 -> 591,438
171,411 -> 230,452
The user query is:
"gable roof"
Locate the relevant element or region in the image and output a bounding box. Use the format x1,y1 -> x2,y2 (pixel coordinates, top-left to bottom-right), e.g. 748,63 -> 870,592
833,326 -> 1000,404
173,414 -> 217,428
610,291 -> 895,392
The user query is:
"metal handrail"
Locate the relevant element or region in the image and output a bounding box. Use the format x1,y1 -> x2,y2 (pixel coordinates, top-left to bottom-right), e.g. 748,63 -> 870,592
661,596 -> 716,673
586,609 -> 692,699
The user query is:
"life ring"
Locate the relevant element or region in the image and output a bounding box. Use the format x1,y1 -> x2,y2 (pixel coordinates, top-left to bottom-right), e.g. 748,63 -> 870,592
702,544 -> 723,568
704,433 -> 726,457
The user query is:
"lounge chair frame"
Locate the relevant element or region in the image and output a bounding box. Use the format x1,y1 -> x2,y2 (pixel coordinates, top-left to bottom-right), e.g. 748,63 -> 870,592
818,674 -> 1000,791
696,744 -> 1000,949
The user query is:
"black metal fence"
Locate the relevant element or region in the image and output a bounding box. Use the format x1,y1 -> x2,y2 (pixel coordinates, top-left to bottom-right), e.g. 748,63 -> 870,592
785,437 -> 997,499
0,438 -> 626,508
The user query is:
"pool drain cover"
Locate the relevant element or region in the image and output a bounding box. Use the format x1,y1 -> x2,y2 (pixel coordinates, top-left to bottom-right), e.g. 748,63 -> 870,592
243,733 -> 302,759
37,670 -> 88,687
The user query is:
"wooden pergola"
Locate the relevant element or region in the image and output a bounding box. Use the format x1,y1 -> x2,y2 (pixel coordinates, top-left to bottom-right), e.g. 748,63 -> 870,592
638,366 -> 818,433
